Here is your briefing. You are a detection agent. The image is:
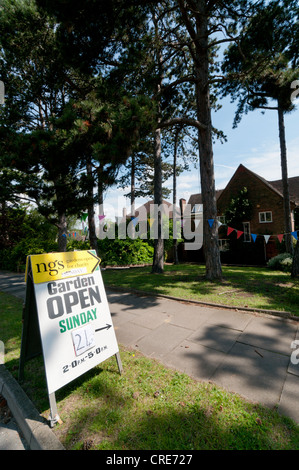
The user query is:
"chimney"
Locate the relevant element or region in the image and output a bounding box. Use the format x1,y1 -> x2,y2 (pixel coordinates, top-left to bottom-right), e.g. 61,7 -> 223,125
179,198 -> 186,216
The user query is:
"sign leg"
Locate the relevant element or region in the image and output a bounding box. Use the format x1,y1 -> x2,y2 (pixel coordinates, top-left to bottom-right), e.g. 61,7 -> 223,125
115,352 -> 123,375
48,392 -> 61,428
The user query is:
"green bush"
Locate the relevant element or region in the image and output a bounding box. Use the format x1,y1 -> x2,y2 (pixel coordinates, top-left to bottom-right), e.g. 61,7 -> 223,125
0,239 -> 58,272
66,239 -> 91,251
267,252 -> 293,272
97,237 -> 154,266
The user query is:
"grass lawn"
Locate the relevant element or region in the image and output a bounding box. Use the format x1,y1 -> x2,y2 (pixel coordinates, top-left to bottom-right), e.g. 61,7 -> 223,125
1,288 -> 299,450
102,263 -> 299,317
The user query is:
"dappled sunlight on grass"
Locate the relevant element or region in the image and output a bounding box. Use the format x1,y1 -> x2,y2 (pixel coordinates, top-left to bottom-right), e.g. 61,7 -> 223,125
51,349 -> 299,450
102,264 -> 299,316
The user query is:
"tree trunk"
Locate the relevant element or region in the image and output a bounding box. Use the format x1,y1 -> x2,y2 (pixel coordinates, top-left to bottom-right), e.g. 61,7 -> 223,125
87,161 -> 98,255
57,211 -> 67,252
131,154 -> 136,217
291,240 -> 299,278
278,105 -> 293,255
152,10 -> 164,274
152,126 -> 164,273
195,2 -> 222,281
97,165 -> 105,218
173,127 -> 179,265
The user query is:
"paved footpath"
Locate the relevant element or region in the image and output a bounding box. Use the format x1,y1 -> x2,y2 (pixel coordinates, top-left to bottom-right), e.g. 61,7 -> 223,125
0,270 -> 299,450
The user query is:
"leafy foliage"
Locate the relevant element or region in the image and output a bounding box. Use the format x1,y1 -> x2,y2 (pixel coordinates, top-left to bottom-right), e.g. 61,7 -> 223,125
267,253 -> 293,272
97,238 -> 154,267
224,187 -> 253,229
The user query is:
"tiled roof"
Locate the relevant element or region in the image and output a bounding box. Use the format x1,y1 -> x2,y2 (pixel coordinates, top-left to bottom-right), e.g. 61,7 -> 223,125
187,164 -> 299,207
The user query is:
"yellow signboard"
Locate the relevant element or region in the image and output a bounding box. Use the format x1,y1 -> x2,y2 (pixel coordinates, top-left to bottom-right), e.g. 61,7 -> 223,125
26,250 -> 101,284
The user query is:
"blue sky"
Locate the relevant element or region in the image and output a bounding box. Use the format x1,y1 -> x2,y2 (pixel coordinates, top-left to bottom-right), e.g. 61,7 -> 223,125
100,93 -> 299,221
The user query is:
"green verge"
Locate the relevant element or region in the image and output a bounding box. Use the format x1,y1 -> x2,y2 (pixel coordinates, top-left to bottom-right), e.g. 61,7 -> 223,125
102,264 -> 299,317
1,289 -> 299,450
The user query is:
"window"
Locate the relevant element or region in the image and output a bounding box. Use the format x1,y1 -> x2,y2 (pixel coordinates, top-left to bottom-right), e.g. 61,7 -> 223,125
219,239 -> 229,251
243,222 -> 251,242
217,215 -> 226,225
259,211 -> 272,223
192,204 -> 203,213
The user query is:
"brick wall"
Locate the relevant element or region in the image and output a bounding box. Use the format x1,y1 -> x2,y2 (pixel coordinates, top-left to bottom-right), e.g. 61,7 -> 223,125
217,165 -> 295,236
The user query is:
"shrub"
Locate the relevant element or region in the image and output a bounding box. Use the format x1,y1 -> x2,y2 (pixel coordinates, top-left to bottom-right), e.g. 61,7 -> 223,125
267,253 -> 293,272
66,239 -> 91,251
97,237 -> 154,266
0,239 -> 58,272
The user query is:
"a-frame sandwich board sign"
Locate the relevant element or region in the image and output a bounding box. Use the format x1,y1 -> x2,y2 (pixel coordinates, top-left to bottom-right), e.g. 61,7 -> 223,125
19,250 -> 122,427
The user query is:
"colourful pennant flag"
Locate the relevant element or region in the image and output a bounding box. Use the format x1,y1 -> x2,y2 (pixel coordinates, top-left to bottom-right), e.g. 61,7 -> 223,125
227,226 -> 234,236
81,213 -> 88,222
277,234 -> 284,243
208,219 -> 214,228
264,235 -> 270,244
98,214 -> 106,222
237,230 -> 243,239
251,234 -> 257,242
292,231 -> 298,240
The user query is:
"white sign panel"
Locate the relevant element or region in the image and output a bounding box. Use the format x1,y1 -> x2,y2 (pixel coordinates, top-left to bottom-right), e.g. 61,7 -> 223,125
33,256 -> 119,395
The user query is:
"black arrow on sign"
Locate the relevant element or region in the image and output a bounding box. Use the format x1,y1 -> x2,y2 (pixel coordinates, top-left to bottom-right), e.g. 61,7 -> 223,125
95,324 -> 112,332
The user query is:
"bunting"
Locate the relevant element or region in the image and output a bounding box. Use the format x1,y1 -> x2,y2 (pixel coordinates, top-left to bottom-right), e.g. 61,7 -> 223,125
224,225 -> 298,244
264,235 -> 271,244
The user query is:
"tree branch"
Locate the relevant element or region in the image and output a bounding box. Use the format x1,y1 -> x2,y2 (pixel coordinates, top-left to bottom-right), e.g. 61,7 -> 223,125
157,117 -> 207,131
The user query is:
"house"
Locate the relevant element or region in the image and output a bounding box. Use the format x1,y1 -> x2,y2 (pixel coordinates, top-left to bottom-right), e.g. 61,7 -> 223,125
127,199 -> 179,221
188,164 -> 299,263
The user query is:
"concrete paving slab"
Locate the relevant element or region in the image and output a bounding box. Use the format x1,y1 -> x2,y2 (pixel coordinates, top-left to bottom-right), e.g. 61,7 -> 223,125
163,339 -> 227,382
278,372 -> 299,423
211,341 -> 291,408
167,304 -> 213,330
129,309 -> 171,329
238,315 -> 298,355
114,322 -> 151,347
202,308 -> 253,331
188,324 -> 243,353
0,419 -> 29,450
136,323 -> 193,358
110,308 -> 139,327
